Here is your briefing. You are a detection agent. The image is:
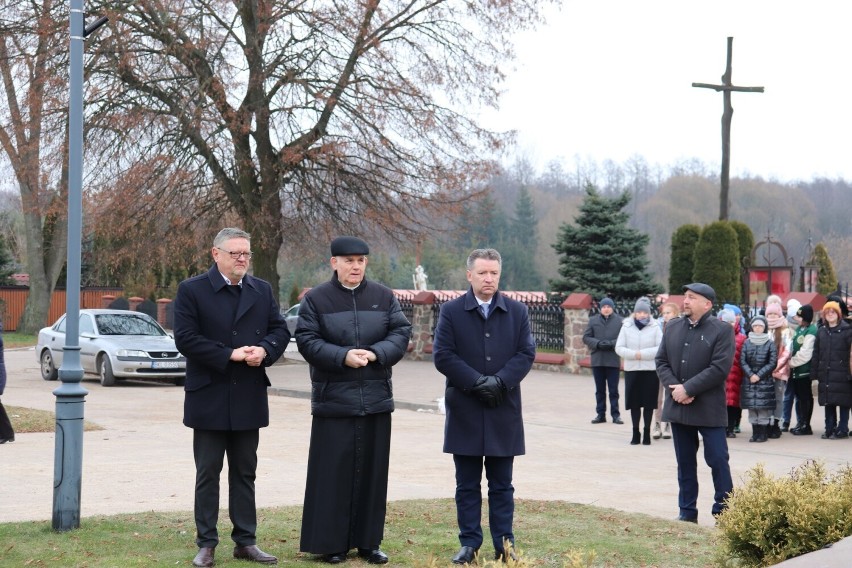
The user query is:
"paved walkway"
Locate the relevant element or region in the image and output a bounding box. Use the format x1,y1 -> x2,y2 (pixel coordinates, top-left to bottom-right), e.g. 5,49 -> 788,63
2,343 -> 851,547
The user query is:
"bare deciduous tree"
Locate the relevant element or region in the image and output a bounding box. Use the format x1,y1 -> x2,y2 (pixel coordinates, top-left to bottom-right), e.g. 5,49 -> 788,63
0,1 -> 69,333
87,0 -> 550,292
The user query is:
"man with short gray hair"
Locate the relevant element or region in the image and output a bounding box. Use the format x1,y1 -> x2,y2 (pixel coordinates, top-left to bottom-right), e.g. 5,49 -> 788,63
175,228 -> 289,567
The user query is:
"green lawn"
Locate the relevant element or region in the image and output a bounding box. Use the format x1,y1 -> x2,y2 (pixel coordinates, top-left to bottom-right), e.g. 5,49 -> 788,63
0,499 -> 721,567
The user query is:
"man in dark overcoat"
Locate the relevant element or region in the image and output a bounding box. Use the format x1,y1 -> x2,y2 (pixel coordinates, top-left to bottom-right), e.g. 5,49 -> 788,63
174,227 -> 289,568
433,248 -> 536,565
655,283 -> 734,523
583,297 -> 624,424
296,236 -> 411,565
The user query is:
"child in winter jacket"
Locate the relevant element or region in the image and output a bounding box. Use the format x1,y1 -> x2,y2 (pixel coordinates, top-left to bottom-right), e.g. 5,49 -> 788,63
740,315 -> 778,443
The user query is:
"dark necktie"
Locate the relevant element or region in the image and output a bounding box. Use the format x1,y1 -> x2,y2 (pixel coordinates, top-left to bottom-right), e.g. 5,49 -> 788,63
479,303 -> 489,319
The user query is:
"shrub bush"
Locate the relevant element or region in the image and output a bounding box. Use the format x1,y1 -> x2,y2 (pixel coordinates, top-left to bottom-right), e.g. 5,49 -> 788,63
717,461 -> 852,567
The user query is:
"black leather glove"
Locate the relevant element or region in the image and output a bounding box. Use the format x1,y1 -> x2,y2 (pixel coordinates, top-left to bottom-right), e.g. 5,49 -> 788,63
597,339 -> 613,351
471,375 -> 506,408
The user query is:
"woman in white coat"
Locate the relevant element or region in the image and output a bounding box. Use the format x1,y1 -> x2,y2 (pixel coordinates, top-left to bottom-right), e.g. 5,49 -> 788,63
616,298 -> 663,445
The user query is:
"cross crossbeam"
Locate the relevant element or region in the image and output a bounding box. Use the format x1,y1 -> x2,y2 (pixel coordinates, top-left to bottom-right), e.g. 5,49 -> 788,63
692,37 -> 764,220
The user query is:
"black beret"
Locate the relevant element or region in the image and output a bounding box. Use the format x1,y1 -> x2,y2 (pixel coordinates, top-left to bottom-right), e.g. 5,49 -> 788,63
330,236 -> 369,256
682,282 -> 716,303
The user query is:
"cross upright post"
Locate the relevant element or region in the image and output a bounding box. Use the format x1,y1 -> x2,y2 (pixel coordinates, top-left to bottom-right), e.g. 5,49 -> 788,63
692,37 -> 764,221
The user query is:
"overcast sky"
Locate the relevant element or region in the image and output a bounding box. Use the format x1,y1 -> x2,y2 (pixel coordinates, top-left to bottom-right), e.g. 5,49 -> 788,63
481,1 -> 852,183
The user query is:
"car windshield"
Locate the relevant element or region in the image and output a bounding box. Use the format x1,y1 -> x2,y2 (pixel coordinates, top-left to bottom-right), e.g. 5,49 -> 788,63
94,314 -> 166,336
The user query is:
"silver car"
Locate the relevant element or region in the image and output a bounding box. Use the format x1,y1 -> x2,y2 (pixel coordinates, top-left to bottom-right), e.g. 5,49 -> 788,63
36,309 -> 186,387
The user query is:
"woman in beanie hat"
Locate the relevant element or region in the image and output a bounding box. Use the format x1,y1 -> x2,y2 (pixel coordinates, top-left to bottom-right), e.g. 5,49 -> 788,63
811,301 -> 852,439
615,298 -> 662,445
740,315 -> 778,442
789,305 -> 817,435
765,304 -> 793,438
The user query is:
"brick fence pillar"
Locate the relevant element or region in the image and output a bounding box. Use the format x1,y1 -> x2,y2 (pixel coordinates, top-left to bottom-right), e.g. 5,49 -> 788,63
157,298 -> 172,328
101,294 -> 115,309
562,292 -> 593,374
407,291 -> 436,361
128,296 -> 143,312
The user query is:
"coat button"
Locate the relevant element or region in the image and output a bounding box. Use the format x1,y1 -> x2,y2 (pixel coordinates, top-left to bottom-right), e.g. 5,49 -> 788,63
485,332 -> 490,338
232,331 -> 237,335
486,356 -> 491,361
256,330 -> 261,335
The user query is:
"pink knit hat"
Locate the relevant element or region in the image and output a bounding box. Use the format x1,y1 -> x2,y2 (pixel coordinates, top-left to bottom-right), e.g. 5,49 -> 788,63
765,303 -> 786,329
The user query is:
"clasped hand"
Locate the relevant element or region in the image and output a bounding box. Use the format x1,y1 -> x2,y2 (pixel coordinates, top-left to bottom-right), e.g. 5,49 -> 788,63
345,348 -> 377,368
231,345 -> 266,367
471,375 -> 506,408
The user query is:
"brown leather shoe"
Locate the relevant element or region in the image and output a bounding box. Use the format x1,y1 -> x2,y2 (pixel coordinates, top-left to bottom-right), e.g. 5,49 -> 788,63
233,545 -> 278,564
192,547 -> 215,567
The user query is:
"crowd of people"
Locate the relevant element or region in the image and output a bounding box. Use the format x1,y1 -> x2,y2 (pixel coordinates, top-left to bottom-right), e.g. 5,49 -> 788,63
585,291 -> 852,446
584,286 -> 852,523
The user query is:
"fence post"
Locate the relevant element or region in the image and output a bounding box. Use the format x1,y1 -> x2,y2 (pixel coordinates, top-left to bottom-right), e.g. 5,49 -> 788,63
128,296 -> 143,311
100,294 -> 115,309
561,293 -> 593,374
157,298 -> 172,328
408,291 -> 436,361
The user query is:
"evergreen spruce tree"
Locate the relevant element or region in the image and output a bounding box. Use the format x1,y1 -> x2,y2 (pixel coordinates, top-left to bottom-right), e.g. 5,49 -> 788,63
668,224 -> 701,293
550,184 -> 660,298
455,190 -> 509,251
809,242 -> 838,296
692,221 -> 741,303
502,186 -> 542,290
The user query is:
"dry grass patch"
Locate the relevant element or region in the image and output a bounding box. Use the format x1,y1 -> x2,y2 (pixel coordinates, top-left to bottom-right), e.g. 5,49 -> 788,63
5,405 -> 103,433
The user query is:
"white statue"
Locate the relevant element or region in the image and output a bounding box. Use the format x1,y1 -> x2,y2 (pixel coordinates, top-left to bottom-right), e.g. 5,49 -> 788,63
413,265 -> 428,290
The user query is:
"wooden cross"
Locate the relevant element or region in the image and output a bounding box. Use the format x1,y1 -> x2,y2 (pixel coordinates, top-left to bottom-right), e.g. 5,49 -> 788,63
692,37 -> 764,221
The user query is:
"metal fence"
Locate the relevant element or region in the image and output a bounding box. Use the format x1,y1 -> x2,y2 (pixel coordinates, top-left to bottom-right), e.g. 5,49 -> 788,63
424,292 -> 565,351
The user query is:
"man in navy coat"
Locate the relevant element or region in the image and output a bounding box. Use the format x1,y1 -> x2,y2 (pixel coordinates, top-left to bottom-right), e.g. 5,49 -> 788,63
174,228 -> 289,567
433,248 -> 536,564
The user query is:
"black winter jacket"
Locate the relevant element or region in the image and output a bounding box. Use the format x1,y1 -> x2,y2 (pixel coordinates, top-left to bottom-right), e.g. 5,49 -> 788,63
296,274 -> 412,417
812,320 -> 852,408
739,338 -> 778,411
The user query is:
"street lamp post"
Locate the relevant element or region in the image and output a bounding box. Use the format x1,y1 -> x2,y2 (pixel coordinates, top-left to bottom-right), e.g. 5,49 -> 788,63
52,1 -> 106,531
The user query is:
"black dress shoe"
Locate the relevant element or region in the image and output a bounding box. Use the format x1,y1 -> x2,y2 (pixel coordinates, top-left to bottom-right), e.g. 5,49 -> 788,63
322,552 -> 348,564
233,545 -> 277,564
590,415 -> 606,424
676,515 -> 698,523
612,417 -> 624,424
0,436 -> 14,444
451,546 -> 479,565
357,549 -> 388,564
193,547 -> 215,568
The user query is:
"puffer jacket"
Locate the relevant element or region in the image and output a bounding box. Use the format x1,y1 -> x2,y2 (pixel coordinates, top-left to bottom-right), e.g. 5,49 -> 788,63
725,332 -> 746,407
615,317 -> 662,372
296,274 -> 412,417
812,320 -> 852,408
740,337 -> 778,410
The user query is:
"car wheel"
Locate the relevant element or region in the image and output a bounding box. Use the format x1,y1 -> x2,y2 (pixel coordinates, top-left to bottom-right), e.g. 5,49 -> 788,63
40,350 -> 59,381
99,355 -> 116,387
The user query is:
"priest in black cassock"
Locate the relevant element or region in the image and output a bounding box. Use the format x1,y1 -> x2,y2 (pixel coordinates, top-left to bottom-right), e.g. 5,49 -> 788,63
295,236 -> 412,565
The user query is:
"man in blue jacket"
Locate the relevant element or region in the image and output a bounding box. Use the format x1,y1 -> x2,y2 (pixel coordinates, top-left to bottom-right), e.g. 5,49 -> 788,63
174,228 -> 289,567
433,248 -> 536,565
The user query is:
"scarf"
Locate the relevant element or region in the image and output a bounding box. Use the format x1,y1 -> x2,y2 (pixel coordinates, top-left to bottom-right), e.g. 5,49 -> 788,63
748,331 -> 770,345
634,316 -> 650,330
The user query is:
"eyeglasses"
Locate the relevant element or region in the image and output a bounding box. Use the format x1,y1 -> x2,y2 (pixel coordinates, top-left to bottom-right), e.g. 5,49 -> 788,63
217,247 -> 252,260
